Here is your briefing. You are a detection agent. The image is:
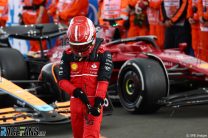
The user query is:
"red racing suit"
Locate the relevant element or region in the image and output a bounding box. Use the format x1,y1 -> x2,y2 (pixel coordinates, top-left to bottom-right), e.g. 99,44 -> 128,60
22,0 -> 49,51
48,0 -> 89,25
187,0 -> 201,59
98,0 -> 129,41
198,0 -> 208,61
161,0 -> 193,55
0,0 -> 8,27
58,45 -> 113,138
127,0 -> 149,37
22,0 -> 49,24
147,0 -> 165,49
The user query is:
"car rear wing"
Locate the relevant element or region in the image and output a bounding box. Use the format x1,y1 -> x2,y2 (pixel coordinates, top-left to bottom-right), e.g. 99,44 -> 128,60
105,35 -> 160,49
2,23 -> 67,35
2,23 -> 67,40
0,23 -> 67,58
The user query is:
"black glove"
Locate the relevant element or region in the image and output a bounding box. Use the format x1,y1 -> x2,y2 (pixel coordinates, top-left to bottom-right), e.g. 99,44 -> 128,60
89,97 -> 104,117
73,88 -> 90,106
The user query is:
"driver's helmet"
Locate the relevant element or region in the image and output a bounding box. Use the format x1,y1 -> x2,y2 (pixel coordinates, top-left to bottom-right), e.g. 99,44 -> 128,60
67,16 -> 96,57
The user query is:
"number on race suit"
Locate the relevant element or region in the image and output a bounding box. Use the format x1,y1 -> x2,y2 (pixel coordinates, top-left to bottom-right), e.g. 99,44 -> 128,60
102,0 -> 121,19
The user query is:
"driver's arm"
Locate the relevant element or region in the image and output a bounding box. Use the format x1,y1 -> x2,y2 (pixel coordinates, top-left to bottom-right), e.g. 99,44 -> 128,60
95,51 -> 113,99
58,51 -> 76,96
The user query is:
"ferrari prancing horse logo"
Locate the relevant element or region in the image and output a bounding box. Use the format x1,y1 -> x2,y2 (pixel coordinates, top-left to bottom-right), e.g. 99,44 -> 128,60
71,63 -> 78,71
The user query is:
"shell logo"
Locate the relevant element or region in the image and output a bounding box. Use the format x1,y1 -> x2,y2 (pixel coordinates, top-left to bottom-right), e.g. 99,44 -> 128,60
71,63 -> 78,71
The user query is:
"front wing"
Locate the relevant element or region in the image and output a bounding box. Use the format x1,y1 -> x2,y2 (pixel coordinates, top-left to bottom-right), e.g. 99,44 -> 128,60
0,78 -> 113,126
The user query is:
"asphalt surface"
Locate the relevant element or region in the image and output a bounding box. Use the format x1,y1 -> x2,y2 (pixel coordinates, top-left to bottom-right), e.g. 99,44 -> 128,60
14,104 -> 208,138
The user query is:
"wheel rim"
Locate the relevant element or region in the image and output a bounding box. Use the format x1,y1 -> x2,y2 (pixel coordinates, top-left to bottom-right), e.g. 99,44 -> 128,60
125,79 -> 135,95
122,70 -> 142,103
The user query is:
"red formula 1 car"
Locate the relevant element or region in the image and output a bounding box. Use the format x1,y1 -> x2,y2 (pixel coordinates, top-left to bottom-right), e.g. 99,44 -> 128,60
102,36 -> 208,113
49,34 -> 208,114
1,23 -> 208,115
44,20 -> 208,114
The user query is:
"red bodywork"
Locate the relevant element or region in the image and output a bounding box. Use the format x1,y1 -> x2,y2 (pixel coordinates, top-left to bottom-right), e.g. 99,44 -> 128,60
48,36 -> 208,85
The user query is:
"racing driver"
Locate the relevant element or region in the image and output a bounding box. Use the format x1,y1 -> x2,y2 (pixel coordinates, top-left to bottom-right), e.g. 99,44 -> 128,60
58,16 -> 113,138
